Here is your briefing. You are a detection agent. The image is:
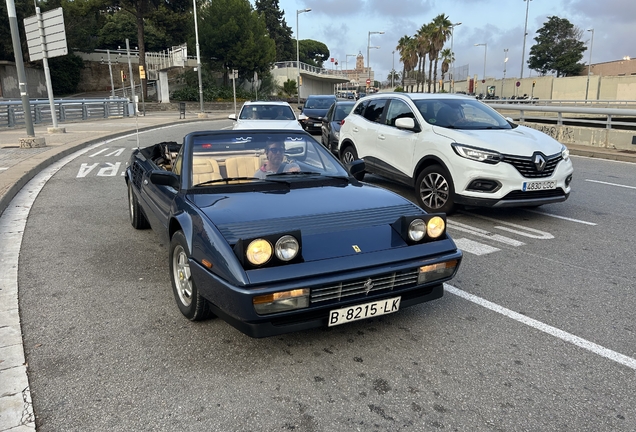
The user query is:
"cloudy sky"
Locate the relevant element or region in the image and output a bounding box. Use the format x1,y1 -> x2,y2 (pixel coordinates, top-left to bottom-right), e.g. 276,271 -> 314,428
270,0 -> 635,82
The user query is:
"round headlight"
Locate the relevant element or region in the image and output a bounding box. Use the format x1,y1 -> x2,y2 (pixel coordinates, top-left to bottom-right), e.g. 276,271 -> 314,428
427,216 -> 445,238
275,235 -> 299,261
246,239 -> 272,265
408,219 -> 427,242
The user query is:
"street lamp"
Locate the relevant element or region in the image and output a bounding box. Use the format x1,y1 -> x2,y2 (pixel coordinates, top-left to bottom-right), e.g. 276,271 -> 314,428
367,31 -> 384,89
450,22 -> 461,93
520,0 -> 532,79
585,28 -> 595,101
502,48 -> 509,97
193,0 -> 204,114
475,43 -> 487,96
391,50 -> 395,88
296,8 -> 311,104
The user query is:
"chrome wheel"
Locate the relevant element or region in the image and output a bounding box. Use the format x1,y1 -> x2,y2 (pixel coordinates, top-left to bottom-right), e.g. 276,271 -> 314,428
419,172 -> 450,210
172,244 -> 193,307
342,147 -> 357,164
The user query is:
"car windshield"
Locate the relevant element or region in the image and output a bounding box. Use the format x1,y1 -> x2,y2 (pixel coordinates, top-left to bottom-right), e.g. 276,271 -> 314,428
414,99 -> 512,130
187,131 -> 349,187
305,98 -> 336,109
239,104 -> 296,120
333,104 -> 354,122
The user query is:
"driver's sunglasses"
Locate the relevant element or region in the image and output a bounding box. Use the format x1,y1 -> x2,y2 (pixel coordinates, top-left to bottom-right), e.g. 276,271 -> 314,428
267,147 -> 284,154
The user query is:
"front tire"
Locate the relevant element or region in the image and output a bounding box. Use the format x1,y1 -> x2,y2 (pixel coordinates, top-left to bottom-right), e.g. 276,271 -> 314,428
128,182 -> 149,229
169,231 -> 214,321
340,145 -> 365,181
415,165 -> 456,214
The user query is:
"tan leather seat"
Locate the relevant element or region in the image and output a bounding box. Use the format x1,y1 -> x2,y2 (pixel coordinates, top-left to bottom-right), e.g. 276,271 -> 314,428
192,157 -> 222,185
225,156 -> 261,178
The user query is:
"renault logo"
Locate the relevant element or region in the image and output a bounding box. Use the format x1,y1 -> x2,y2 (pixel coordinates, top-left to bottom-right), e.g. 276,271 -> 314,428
533,153 -> 547,172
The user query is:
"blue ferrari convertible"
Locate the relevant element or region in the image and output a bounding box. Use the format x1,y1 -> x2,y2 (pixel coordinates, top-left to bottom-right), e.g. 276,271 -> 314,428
125,129 -> 462,337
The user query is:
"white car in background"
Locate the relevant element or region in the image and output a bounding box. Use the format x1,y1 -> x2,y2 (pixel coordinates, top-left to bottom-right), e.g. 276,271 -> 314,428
229,101 -> 303,130
338,92 -> 574,214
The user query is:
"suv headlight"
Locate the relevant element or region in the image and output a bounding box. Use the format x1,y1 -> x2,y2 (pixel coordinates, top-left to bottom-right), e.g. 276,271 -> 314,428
561,145 -> 570,161
451,143 -> 501,164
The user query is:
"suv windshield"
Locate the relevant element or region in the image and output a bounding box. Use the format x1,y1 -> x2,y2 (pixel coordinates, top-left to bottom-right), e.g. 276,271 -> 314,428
414,99 -> 512,130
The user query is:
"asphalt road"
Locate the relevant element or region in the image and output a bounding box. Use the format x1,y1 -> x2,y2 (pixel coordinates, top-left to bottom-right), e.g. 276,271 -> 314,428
16,120 -> 636,431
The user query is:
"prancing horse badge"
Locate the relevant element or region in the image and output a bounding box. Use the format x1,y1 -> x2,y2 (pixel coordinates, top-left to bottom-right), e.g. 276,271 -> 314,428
352,245 -> 361,253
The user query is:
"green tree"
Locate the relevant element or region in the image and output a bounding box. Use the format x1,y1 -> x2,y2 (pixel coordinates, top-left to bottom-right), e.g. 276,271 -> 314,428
198,0 -> 276,85
282,78 -> 297,97
298,39 -> 329,67
415,23 -> 432,92
528,16 -> 586,77
439,48 -> 454,91
396,35 -> 418,91
430,14 -> 452,93
255,0 -> 294,62
97,10 -> 169,51
0,0 -> 35,61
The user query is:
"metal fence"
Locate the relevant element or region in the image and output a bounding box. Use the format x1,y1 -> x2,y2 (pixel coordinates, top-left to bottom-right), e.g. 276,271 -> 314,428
0,98 -> 131,128
485,102 -> 636,130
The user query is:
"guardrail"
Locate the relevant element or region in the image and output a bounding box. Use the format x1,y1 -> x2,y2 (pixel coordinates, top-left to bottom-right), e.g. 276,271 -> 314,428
0,98 -> 131,129
485,99 -> 636,108
486,103 -> 636,130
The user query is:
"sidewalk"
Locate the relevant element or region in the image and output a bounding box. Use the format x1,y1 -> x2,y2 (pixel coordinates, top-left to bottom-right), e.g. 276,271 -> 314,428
0,113 -> 635,431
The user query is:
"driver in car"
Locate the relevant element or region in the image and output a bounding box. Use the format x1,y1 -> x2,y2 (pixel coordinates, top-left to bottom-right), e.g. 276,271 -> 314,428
254,140 -> 300,179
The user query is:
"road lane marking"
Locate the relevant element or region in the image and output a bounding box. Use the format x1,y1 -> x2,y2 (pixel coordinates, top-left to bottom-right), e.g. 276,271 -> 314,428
454,238 -> 500,256
585,179 -> 636,190
447,220 -> 525,247
461,212 -> 554,239
0,167 -> 8,171
525,210 -> 597,226
445,284 -> 636,371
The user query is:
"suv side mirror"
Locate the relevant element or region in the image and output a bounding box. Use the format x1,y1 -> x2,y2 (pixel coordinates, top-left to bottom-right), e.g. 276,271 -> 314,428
395,117 -> 416,131
228,113 -> 237,121
298,105 -> 303,111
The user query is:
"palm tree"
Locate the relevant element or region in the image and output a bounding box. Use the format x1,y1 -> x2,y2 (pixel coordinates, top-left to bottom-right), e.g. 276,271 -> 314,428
397,35 -> 418,91
439,48 -> 454,91
416,23 -> 433,92
430,14 -> 453,93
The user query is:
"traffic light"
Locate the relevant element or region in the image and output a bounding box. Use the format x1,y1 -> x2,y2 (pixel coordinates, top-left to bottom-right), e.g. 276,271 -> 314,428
120,70 -> 127,82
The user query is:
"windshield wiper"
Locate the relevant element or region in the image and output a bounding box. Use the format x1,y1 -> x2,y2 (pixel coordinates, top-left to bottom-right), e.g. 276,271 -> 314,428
266,171 -> 322,177
194,177 -> 261,186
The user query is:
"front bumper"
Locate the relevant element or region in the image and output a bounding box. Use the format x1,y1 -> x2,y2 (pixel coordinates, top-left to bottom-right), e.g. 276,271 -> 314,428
190,250 -> 462,338
300,118 -> 323,133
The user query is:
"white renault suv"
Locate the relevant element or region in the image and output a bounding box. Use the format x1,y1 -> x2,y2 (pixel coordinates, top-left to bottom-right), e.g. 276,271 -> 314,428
337,93 -> 573,214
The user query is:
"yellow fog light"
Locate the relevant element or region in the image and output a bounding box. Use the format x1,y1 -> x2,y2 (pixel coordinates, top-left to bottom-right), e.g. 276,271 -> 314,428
427,216 -> 445,238
246,239 -> 273,266
253,289 -> 310,314
417,259 -> 458,284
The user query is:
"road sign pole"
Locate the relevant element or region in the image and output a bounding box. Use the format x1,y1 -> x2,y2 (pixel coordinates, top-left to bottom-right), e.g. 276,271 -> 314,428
125,39 -> 136,116
36,7 -> 59,129
107,49 -> 115,98
6,0 -> 35,136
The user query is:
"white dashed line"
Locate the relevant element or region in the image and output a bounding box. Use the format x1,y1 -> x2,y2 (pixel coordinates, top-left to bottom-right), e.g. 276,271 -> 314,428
525,209 -> 597,226
445,284 -> 636,371
585,179 -> 636,190
454,238 -> 500,256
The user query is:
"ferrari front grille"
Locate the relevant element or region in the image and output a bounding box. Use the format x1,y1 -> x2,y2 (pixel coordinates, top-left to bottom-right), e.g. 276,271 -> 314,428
310,269 -> 420,304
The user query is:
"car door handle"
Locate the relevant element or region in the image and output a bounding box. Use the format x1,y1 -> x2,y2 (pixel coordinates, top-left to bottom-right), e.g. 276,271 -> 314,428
378,134 -> 385,140
352,127 -> 359,132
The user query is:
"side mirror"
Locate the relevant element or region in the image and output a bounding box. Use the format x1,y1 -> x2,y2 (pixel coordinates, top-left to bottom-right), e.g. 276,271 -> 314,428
298,106 -> 303,111
347,159 -> 366,181
298,114 -> 308,121
395,117 -> 416,131
505,117 -> 514,123
149,170 -> 180,189
228,114 -> 237,121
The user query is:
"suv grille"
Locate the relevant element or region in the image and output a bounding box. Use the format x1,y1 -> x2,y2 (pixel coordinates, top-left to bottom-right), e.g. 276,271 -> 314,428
502,153 -> 562,178
311,269 -> 419,304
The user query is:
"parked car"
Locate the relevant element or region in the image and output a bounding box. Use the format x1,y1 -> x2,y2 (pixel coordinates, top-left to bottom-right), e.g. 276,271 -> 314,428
229,101 -> 302,130
338,92 -> 574,214
321,100 -> 355,154
125,129 -> 462,337
298,95 -> 337,134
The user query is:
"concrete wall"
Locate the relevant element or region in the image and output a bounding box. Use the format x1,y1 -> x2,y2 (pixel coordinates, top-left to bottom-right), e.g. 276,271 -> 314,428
522,121 -> 636,151
452,74 -> 636,101
0,62 -> 47,99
